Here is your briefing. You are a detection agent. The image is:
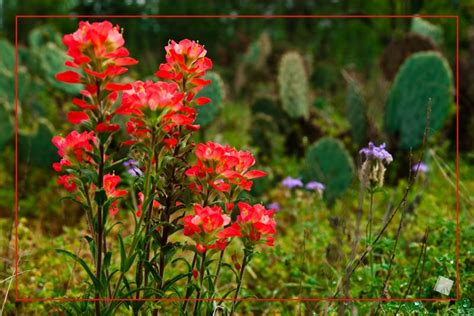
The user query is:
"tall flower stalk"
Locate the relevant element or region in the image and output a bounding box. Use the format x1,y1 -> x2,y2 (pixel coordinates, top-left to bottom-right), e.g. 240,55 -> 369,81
359,142 -> 393,282
53,21 -> 137,314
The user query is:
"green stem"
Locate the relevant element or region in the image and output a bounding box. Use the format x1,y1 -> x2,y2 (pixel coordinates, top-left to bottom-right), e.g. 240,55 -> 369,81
182,253 -> 198,313
193,251 -> 207,315
230,252 -> 249,316
95,141 -> 105,316
368,191 -> 375,282
212,249 -> 225,296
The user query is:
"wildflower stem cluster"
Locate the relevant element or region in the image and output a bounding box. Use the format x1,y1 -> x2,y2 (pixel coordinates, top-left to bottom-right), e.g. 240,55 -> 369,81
51,21 -> 276,315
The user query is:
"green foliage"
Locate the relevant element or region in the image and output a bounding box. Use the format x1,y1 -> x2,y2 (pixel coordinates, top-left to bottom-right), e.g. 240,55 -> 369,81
250,113 -> 283,161
195,71 -> 225,128
28,24 -> 63,48
33,42 -> 82,94
385,51 -> 453,149
242,32 -> 272,69
0,39 -> 15,70
345,80 -> 367,145
0,103 -> 13,150
411,18 -> 444,46
18,119 -> 57,168
278,52 -> 309,119
304,137 -> 354,203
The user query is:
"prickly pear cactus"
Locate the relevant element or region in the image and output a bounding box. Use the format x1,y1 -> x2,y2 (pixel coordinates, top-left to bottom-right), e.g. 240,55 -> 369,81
346,80 -> 367,145
385,51 -> 453,149
243,32 -> 272,69
278,52 -> 309,119
36,43 -> 82,94
195,71 -> 225,128
28,24 -> 63,48
18,119 -> 57,168
304,137 -> 354,203
411,18 -> 443,46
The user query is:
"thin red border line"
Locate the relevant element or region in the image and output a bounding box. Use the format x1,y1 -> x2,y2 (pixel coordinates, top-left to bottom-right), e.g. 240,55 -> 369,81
15,14 -> 458,18
455,15 -> 460,300
14,14 -> 460,303
15,297 -> 453,302
15,14 -> 19,302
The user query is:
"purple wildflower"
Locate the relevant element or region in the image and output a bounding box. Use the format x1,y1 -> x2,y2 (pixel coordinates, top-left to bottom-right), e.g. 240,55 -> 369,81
282,176 -> 304,189
412,162 -> 428,173
305,181 -> 325,192
267,202 -> 281,212
359,142 -> 393,164
123,159 -> 143,177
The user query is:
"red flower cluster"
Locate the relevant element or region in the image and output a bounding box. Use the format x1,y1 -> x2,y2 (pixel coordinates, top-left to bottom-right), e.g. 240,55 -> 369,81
156,39 -> 212,99
136,192 -> 161,218
183,202 -> 276,253
183,204 -> 232,253
52,130 -> 96,173
55,21 -> 137,131
232,202 -> 276,247
185,141 -> 267,193
117,80 -> 200,145
103,174 -> 127,216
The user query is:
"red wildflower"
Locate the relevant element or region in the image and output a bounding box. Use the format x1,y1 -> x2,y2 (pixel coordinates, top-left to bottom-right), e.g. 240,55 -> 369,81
103,174 -> 127,198
155,39 -> 212,95
52,130 -> 96,169
62,21 -> 126,64
136,192 -> 160,217
117,80 -> 183,116
57,174 -> 77,192
228,202 -> 277,247
185,141 -> 267,193
183,204 -> 232,253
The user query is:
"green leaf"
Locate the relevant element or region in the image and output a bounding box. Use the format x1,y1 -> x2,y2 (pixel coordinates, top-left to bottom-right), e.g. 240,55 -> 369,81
56,249 -> 101,290
162,272 -> 192,292
84,236 -> 96,259
118,233 -> 127,273
103,251 -> 112,272
143,261 -> 160,283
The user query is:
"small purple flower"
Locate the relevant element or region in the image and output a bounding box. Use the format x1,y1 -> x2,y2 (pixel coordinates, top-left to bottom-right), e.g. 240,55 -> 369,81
412,162 -> 428,173
305,181 -> 325,192
359,142 -> 393,164
267,202 -> 281,212
282,176 -> 304,189
123,159 -> 143,177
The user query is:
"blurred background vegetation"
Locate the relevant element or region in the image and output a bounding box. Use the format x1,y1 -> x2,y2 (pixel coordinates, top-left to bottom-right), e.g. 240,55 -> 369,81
1,0 -> 473,314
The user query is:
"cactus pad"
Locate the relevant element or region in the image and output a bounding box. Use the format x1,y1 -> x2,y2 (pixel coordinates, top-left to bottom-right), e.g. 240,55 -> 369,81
385,51 -> 453,149
278,52 -> 309,119
195,71 -> 224,128
304,137 -> 354,203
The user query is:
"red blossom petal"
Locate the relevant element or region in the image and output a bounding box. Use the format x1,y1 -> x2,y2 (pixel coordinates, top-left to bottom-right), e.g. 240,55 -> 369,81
194,97 -> 211,105
56,71 -> 81,83
67,111 -> 90,124
64,60 -> 79,68
105,83 -> 132,91
96,122 -> 120,133
245,170 -> 267,179
84,67 -> 107,79
114,57 -> 138,66
72,98 -> 97,110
